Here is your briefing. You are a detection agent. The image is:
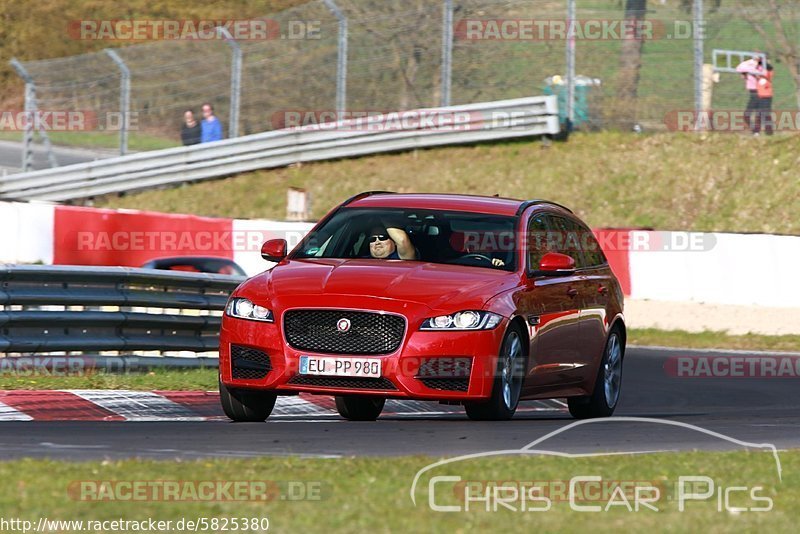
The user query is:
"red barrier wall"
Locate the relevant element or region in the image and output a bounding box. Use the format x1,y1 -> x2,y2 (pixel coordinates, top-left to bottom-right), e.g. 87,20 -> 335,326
593,229 -> 632,296
53,206 -> 234,267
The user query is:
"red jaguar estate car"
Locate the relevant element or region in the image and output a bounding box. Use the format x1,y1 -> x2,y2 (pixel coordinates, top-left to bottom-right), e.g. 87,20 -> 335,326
219,192 -> 625,422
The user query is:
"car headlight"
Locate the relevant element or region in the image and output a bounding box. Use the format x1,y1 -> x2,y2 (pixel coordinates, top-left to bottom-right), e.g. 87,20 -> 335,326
226,297 -> 274,322
420,311 -> 502,331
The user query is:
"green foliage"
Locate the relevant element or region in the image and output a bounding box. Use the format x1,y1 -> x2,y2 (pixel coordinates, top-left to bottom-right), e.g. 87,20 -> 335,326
0,0 -> 307,106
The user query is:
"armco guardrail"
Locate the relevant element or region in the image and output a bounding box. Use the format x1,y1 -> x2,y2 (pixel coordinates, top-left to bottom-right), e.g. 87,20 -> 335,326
0,96 -> 559,202
0,265 -> 242,357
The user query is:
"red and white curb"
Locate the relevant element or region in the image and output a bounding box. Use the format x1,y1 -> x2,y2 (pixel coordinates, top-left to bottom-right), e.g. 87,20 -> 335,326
0,390 -> 566,421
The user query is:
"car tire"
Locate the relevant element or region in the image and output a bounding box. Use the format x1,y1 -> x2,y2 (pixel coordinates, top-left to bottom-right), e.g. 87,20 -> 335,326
465,323 -> 527,421
335,396 -> 385,421
219,379 -> 277,422
568,327 -> 624,419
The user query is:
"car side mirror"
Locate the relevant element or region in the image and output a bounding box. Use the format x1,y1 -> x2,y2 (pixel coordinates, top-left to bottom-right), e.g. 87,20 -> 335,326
534,252 -> 576,277
261,239 -> 287,262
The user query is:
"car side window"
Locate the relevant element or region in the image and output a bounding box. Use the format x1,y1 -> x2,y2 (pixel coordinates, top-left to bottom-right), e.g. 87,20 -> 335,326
548,216 -> 587,269
527,214 -> 549,271
575,221 -> 607,267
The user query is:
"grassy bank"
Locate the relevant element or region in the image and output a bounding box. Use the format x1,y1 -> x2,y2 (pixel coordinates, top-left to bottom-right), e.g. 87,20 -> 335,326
0,130 -> 178,152
1,450 -> 794,532
97,132 -> 800,235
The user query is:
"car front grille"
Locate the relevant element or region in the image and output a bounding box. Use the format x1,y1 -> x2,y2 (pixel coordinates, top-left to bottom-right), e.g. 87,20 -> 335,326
416,357 -> 472,392
287,375 -> 398,391
283,310 -> 405,355
418,377 -> 470,392
231,344 -> 272,380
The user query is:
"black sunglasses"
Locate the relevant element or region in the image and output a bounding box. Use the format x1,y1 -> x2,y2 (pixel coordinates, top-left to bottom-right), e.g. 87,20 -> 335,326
369,234 -> 389,243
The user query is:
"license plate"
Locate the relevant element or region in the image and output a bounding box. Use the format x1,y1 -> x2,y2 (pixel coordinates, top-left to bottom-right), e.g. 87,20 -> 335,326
299,356 -> 381,377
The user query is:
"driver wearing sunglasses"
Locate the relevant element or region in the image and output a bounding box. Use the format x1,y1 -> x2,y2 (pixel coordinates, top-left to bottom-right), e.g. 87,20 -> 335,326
367,224 -> 417,260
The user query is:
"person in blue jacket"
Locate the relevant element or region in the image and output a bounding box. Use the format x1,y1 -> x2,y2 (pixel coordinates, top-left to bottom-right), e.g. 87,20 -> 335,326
200,103 -> 223,143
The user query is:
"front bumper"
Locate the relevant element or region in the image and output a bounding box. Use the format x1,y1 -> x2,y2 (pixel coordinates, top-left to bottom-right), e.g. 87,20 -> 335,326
219,303 -> 507,401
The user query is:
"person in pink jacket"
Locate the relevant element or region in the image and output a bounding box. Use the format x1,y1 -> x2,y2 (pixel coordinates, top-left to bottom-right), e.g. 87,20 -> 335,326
736,55 -> 764,132
755,63 -> 774,136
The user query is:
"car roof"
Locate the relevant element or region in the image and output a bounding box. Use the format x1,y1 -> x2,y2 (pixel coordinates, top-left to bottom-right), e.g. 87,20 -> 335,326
145,256 -> 238,265
345,192 -> 570,217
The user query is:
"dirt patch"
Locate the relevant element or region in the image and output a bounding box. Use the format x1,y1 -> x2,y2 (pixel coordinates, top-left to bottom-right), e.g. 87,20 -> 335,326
625,299 -> 800,336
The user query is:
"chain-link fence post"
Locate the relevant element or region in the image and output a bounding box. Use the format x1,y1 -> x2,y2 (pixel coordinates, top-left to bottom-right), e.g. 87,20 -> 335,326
217,27 -> 242,138
323,0 -> 348,115
104,49 -> 131,156
440,0 -> 454,107
22,83 -> 35,172
693,0 -> 705,121
10,58 -> 58,170
566,0 -> 576,124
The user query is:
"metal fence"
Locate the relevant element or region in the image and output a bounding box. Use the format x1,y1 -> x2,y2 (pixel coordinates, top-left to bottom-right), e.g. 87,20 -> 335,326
9,0 -> 800,169
0,265 -> 242,361
0,96 -> 559,202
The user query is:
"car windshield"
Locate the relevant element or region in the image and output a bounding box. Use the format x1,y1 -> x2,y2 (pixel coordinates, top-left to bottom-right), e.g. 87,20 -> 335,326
291,208 -> 517,272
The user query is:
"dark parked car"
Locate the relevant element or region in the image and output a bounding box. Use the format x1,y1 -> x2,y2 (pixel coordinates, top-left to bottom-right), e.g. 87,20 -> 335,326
141,256 -> 246,276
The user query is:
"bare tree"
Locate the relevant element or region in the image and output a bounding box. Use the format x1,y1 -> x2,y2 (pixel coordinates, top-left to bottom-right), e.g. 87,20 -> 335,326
342,0 -> 440,110
617,0 -> 647,128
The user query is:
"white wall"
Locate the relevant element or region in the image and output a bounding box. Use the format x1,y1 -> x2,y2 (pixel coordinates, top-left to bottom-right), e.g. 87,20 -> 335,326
0,202 -> 54,264
629,231 -> 800,308
232,219 -> 314,275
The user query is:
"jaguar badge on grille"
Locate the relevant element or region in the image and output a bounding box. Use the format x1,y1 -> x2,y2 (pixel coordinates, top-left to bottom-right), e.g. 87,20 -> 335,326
336,318 -> 351,332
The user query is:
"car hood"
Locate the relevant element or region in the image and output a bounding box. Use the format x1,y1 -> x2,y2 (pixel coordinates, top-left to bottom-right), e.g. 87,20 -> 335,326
250,258 -> 519,312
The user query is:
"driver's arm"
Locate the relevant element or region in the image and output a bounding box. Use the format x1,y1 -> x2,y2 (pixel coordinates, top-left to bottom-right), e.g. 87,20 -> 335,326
386,226 -> 417,260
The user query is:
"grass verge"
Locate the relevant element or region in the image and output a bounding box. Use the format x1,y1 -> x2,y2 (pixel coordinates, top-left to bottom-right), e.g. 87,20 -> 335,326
0,130 -> 179,152
0,368 -> 217,391
628,329 -> 800,353
1,450 -> 794,532
97,132 -> 800,235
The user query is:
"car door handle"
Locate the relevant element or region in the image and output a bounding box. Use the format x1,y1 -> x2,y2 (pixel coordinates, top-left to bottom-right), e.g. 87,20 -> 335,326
566,288 -> 578,297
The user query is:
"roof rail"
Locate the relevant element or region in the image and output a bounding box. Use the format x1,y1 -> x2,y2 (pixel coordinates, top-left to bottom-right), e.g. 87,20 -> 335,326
515,199 -> 574,216
341,190 -> 395,206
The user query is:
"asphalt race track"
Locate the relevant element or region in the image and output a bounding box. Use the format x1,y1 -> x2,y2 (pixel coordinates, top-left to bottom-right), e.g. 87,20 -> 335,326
0,140 -> 115,174
1,347 -> 798,460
